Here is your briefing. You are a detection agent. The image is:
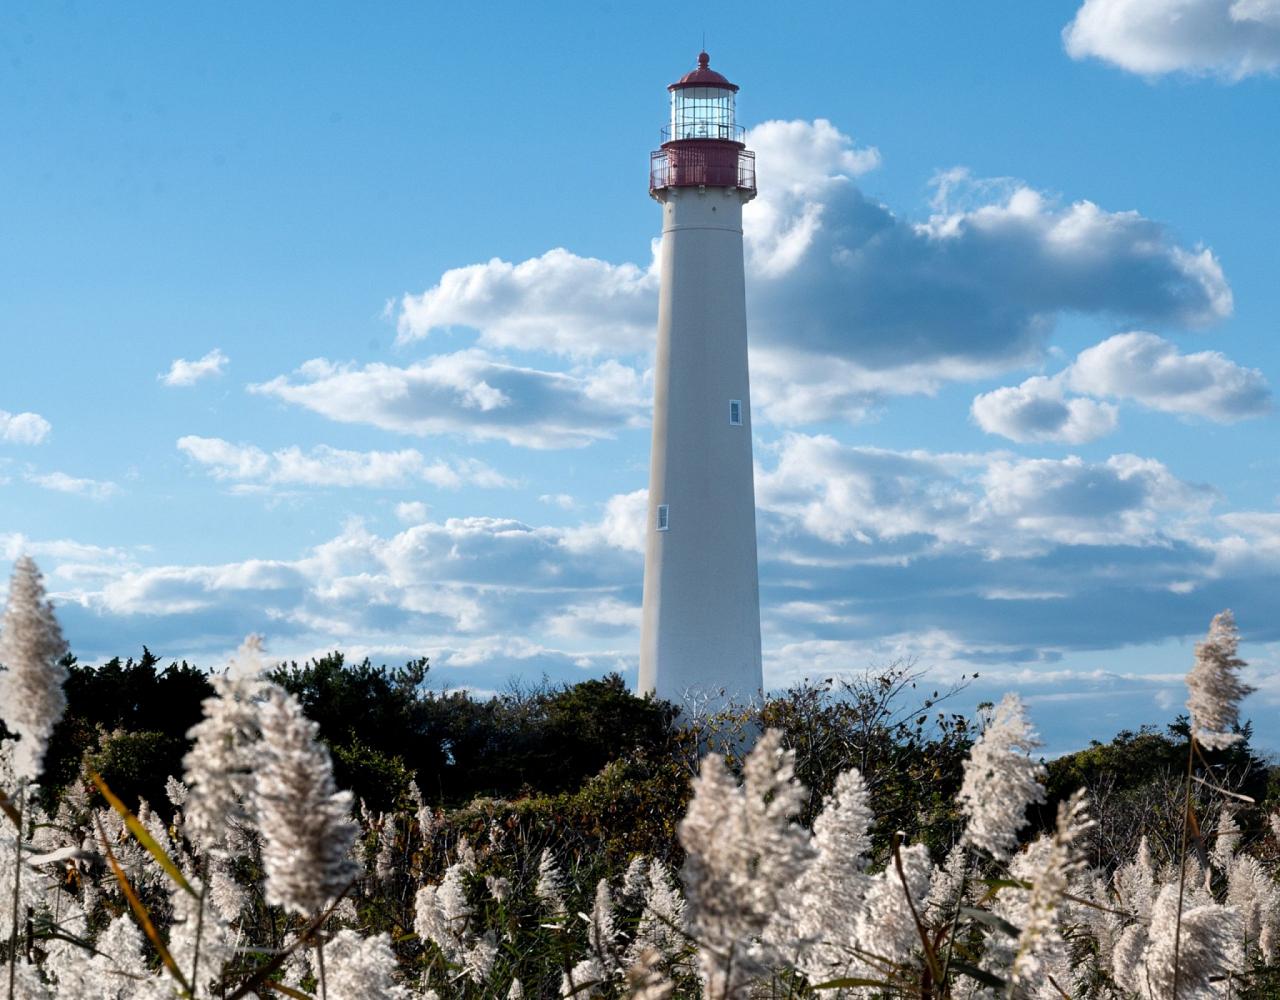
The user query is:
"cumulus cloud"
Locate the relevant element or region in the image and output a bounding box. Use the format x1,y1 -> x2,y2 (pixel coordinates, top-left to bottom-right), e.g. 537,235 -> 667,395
159,349 -> 228,387
395,501 -> 431,524
55,508 -> 643,667
176,436 -> 515,490
11,432 -> 1278,714
250,352 -> 648,449
972,332 -> 1270,442
756,433 -> 1213,556
0,409 -> 52,445
384,121 -> 1231,427
24,471 -> 120,500
745,156 -> 1231,387
972,375 -> 1119,444
1067,331 -> 1271,420
397,249 -> 659,358
1064,0 -> 1280,78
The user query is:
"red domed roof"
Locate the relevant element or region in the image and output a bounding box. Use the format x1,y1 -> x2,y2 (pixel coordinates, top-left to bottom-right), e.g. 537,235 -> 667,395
669,52 -> 739,92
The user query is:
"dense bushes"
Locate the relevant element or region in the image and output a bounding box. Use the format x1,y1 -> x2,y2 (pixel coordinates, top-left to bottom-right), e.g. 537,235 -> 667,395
28,646 -> 1279,872
33,648 -> 681,815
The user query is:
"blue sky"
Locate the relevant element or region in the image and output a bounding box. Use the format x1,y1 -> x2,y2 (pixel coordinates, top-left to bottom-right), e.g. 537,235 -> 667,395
2,1 -> 1278,752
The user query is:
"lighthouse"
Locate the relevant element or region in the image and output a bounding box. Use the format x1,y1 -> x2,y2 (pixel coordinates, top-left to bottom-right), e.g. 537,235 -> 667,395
638,52 -> 763,708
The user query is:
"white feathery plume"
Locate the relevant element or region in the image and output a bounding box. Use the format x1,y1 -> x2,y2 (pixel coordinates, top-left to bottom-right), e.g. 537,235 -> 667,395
486,873 -> 512,903
208,859 -> 248,923
536,848 -> 567,916
0,827 -> 44,943
254,683 -> 360,916
280,946 -> 313,993
415,862 -> 472,951
925,843 -> 969,924
164,775 -> 188,809
1008,790 -> 1094,990
678,729 -> 813,999
1186,610 -> 1253,750
168,874 -> 238,996
587,877 -> 620,969
410,779 -> 436,841
414,861 -> 494,984
622,856 -> 649,900
375,816 -> 398,887
325,929 -> 417,1000
462,930 -> 499,985
6,960 -> 50,1000
1118,882 -> 1241,998
958,694 -> 1046,860
45,912 -> 149,999
1226,852 -> 1280,964
628,858 -> 687,968
1113,835 -> 1158,921
987,836 -> 1074,997
1211,806 -> 1241,872
787,766 -> 875,984
0,555 -> 68,783
182,637 -> 268,856
454,835 -> 478,873
852,842 -> 932,978
561,955 -> 607,998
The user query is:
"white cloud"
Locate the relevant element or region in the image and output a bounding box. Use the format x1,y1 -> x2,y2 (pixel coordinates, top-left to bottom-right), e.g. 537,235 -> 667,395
159,348 -> 229,387
539,493 -> 577,510
1064,0 -> 1280,78
756,433 -> 1213,555
562,489 -> 649,554
397,249 -> 659,358
1067,331 -> 1271,421
0,410 -> 52,445
972,331 -> 1270,442
395,501 -> 431,524
10,432 -> 1278,711
972,375 -> 1119,444
176,435 -> 515,490
25,471 -> 120,500
545,597 -> 642,640
251,351 -> 648,449
384,121 -> 1231,427
745,158 -> 1231,404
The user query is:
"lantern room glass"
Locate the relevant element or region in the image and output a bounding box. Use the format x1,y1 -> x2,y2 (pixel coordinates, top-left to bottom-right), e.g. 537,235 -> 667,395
670,86 -> 736,141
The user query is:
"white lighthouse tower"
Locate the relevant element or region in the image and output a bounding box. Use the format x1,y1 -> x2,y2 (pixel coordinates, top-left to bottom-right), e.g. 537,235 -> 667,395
638,52 -> 763,707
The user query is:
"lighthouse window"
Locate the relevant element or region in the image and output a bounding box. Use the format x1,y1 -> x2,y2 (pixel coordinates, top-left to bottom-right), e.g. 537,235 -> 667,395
656,504 -> 670,531
670,86 -> 736,140
729,400 -> 742,425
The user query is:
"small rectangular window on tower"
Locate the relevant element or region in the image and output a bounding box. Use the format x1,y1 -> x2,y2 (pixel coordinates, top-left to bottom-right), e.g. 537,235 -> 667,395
656,504 -> 670,531
729,399 -> 743,425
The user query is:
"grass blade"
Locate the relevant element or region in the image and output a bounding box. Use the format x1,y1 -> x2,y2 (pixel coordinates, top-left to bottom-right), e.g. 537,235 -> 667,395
90,771 -> 196,898
93,812 -> 193,998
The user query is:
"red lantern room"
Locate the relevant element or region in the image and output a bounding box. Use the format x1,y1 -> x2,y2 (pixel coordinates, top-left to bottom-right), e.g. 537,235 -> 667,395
650,53 -> 756,198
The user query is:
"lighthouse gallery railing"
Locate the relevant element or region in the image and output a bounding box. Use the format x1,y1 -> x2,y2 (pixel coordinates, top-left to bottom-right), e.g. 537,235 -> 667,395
649,147 -> 756,195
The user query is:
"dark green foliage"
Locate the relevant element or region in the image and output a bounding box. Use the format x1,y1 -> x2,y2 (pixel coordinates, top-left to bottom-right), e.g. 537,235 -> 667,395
1039,716 -> 1272,869
87,728 -> 191,811
40,648 -> 213,806
38,647 -> 680,815
268,655 -> 679,811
